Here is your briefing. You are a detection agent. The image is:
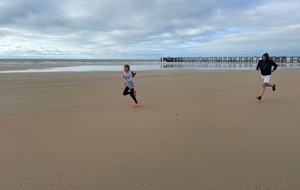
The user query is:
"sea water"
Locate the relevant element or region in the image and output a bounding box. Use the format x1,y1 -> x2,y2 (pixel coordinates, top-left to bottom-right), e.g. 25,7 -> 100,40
0,59 -> 299,73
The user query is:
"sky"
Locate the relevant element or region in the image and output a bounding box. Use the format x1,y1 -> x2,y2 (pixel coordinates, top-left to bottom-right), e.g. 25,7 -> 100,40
0,0 -> 299,59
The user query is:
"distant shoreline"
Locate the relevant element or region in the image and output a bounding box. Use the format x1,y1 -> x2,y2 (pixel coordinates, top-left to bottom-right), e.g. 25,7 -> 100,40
1,62 -> 300,74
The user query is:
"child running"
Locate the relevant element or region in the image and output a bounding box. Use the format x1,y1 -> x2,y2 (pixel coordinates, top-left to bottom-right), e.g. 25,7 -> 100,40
123,64 -> 139,107
256,53 -> 278,101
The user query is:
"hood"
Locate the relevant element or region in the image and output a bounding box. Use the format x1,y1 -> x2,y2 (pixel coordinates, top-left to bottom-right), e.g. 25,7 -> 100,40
262,53 -> 269,60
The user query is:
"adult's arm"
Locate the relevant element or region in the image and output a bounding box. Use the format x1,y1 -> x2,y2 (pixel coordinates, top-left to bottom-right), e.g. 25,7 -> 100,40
256,62 -> 261,71
272,61 -> 278,71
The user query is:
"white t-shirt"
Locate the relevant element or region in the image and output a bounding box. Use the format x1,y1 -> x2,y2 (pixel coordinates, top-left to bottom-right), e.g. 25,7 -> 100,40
124,71 -> 135,89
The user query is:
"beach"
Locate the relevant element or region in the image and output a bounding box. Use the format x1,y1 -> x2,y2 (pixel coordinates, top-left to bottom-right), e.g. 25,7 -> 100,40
0,69 -> 300,189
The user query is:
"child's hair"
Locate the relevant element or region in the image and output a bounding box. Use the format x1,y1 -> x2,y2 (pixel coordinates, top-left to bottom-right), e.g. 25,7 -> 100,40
124,64 -> 130,70
124,64 -> 137,78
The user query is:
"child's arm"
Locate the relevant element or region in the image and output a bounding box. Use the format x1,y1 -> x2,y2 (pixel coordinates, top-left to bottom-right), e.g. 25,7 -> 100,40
124,72 -> 133,81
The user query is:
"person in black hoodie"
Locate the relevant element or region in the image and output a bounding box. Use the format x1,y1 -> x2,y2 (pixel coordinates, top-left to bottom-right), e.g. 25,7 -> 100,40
256,53 -> 278,101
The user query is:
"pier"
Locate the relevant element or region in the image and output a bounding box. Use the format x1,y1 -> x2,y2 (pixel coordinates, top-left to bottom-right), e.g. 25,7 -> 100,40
161,56 -> 300,63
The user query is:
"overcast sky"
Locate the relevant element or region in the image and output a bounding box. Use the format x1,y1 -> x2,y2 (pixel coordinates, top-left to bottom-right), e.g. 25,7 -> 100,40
0,0 -> 299,59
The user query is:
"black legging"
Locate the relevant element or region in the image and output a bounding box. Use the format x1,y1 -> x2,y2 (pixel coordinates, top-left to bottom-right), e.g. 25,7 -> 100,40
123,86 -> 138,103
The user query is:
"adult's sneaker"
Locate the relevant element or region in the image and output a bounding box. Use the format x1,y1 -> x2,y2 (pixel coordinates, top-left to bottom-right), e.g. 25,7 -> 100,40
272,84 -> 276,91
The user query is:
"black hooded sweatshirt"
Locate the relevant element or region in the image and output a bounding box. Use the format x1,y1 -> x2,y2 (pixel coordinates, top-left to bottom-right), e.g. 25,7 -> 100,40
256,53 -> 278,76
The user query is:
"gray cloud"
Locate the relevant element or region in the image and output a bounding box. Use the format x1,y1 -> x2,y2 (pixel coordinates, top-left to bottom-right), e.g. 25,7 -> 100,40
0,0 -> 299,58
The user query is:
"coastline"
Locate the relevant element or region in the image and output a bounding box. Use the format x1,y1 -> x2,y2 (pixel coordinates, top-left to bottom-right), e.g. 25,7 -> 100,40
1,60 -> 300,73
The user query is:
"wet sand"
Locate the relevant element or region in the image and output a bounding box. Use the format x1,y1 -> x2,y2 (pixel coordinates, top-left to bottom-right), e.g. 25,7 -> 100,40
0,69 -> 300,189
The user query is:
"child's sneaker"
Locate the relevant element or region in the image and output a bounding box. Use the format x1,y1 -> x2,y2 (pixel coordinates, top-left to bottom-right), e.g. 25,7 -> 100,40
257,96 -> 262,101
134,103 -> 139,107
134,90 -> 137,97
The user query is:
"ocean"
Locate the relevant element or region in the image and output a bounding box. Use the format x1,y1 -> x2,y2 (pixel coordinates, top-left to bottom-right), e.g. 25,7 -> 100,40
0,59 -> 299,73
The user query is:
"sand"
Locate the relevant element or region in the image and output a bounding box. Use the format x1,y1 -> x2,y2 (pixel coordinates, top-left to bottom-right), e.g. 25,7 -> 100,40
0,69 -> 299,189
